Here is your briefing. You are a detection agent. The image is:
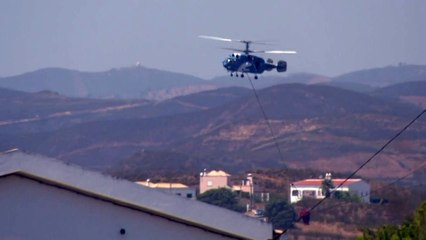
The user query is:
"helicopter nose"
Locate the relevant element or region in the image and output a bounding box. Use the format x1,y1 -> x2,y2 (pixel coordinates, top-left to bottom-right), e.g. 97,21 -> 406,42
223,59 -> 231,69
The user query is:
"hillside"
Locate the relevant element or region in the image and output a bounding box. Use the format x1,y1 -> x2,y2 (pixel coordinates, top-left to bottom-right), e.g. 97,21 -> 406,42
319,82 -> 375,93
373,80 -> 426,97
0,87 -> 154,135
332,64 -> 426,87
373,80 -> 426,108
0,87 -> 148,121
3,83 -> 424,179
0,66 -> 212,100
2,64 -> 426,102
0,86 -> 251,135
210,72 -> 329,88
0,66 -> 330,101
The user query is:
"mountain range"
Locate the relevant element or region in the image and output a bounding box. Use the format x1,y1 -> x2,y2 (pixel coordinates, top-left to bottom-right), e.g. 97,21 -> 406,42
2,64 -> 425,101
1,65 -> 425,240
0,66 -> 210,100
1,64 -> 425,181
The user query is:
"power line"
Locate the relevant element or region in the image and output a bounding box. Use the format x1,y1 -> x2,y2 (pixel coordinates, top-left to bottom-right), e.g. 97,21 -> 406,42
247,75 -> 286,165
306,108 -> 426,213
371,161 -> 426,194
246,74 -> 308,216
244,73 -> 425,231
313,160 -> 426,213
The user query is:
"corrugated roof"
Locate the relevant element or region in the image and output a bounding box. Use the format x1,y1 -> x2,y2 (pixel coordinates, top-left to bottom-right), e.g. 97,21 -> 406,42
292,179 -> 361,187
206,170 -> 231,177
0,152 -> 271,240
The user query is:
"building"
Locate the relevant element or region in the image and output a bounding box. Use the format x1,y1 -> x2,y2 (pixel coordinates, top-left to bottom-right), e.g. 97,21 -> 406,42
201,171 -> 269,211
135,180 -> 196,200
290,174 -> 370,204
199,169 -> 231,194
232,173 -> 254,194
0,151 -> 272,240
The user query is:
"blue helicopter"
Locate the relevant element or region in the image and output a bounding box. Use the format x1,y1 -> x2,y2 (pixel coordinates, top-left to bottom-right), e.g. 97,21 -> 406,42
199,35 -> 296,79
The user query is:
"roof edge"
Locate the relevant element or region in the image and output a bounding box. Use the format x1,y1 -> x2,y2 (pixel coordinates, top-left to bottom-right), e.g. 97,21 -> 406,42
1,171 -> 251,240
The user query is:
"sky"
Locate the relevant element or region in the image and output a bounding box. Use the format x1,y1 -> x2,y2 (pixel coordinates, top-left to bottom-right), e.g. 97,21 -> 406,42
0,0 -> 425,79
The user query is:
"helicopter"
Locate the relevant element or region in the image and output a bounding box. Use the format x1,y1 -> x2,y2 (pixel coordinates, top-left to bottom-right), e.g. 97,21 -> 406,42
199,35 -> 296,79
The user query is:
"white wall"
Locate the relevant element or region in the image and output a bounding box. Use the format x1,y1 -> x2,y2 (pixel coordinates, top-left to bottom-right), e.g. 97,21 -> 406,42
0,175 -> 237,240
290,181 -> 370,204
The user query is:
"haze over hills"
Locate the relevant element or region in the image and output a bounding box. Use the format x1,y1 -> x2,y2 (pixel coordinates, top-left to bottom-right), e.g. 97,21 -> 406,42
0,87 -> 148,121
210,73 -> 329,88
1,64 -> 425,102
0,66 -> 325,100
1,82 -> 424,180
372,80 -> 426,108
331,64 -> 426,87
0,66 -> 212,100
0,86 -> 252,135
0,66 -> 331,101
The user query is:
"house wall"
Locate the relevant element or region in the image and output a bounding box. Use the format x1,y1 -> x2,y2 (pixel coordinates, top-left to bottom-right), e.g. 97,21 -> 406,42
290,186 -> 323,203
199,175 -> 230,194
289,185 -> 350,204
0,175 -> 237,240
290,181 -> 370,204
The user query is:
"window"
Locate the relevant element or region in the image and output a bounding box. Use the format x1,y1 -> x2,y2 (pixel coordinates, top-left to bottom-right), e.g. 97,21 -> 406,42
176,193 -> 181,196
302,190 -> 316,198
186,193 -> 193,199
291,190 -> 299,196
207,180 -> 213,186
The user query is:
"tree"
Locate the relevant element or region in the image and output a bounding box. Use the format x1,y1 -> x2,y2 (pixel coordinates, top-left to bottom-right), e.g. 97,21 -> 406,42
265,200 -> 297,229
321,178 -> 334,198
358,201 -> 426,240
197,188 -> 245,212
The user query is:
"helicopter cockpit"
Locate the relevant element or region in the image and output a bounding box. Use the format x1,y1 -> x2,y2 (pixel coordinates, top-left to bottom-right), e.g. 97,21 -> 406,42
223,53 -> 239,69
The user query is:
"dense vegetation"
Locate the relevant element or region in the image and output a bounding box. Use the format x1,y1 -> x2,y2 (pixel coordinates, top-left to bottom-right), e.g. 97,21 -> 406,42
265,200 -> 297,229
197,188 -> 245,213
358,201 -> 426,240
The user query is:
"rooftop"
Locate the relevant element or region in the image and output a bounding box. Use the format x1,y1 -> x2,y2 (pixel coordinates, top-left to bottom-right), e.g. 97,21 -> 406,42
205,170 -> 231,177
0,151 -> 271,240
292,179 -> 362,187
135,181 -> 190,189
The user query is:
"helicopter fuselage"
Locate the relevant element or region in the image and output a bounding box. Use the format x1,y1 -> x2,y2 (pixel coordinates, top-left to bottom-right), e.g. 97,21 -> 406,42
223,53 -> 275,75
199,35 -> 293,78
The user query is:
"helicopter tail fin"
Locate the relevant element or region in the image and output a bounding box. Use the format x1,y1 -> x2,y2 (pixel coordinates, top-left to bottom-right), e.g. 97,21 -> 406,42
276,60 -> 287,72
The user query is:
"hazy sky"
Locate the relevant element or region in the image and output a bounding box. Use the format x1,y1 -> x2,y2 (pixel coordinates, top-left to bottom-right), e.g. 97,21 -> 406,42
1,0 -> 425,79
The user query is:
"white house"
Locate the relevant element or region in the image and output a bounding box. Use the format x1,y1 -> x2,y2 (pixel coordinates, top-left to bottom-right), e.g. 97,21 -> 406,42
290,175 -> 370,204
0,151 -> 272,240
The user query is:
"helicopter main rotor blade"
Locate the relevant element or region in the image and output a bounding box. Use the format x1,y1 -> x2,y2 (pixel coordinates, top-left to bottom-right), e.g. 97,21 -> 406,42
198,35 -> 235,42
255,50 -> 297,54
221,47 -> 250,53
199,35 -> 271,45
